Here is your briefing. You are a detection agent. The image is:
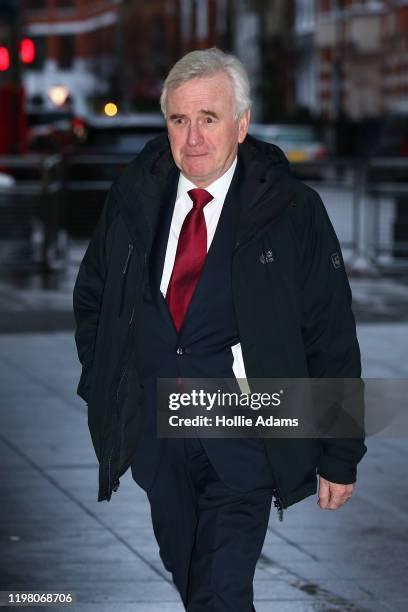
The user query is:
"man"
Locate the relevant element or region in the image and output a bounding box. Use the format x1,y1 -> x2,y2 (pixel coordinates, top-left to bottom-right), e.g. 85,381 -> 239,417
73,48 -> 366,611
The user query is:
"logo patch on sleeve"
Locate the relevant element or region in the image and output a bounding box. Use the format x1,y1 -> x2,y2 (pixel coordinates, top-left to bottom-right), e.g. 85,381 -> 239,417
331,252 -> 342,269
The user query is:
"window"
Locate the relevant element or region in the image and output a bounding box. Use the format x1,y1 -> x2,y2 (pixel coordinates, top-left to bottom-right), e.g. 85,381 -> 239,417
296,0 -> 316,33
152,17 -> 164,50
56,0 -> 75,10
195,0 -> 208,40
25,0 -> 46,12
58,35 -> 74,69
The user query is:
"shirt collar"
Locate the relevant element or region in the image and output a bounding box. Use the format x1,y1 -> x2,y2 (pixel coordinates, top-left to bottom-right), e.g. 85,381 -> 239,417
177,156 -> 238,204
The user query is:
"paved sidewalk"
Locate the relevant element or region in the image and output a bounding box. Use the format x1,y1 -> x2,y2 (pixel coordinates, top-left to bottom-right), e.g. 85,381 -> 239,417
1,325 -> 408,612
0,248 -> 408,611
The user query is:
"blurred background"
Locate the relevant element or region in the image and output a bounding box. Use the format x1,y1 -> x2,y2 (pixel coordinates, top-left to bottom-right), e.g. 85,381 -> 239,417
0,0 -> 408,272
1,1 -> 408,611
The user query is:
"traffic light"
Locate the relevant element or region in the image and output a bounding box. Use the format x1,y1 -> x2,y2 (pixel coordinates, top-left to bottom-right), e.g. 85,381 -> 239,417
0,46 -> 10,71
0,39 -> 36,70
20,38 -> 35,64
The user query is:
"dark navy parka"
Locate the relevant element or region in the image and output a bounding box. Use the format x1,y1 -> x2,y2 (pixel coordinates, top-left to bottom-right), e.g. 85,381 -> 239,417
73,133 -> 366,507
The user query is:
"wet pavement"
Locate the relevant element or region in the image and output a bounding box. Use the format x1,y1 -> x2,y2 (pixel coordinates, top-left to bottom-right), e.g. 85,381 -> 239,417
0,243 -> 408,611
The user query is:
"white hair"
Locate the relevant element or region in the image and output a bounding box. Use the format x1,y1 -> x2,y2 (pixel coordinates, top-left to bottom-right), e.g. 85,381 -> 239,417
160,47 -> 251,120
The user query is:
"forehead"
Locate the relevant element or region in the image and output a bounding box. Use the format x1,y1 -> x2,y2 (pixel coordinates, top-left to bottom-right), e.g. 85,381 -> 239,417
166,72 -> 235,114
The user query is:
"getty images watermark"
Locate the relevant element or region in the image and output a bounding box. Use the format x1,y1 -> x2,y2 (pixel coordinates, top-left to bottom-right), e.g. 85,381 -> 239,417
157,378 -> 319,438
167,388 -> 299,430
155,377 -> 408,439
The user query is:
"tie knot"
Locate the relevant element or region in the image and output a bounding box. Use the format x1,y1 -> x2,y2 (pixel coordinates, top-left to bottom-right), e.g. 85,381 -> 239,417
188,188 -> 213,211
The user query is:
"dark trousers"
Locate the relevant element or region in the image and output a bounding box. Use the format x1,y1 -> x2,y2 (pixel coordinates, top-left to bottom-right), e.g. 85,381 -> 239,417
146,438 -> 273,611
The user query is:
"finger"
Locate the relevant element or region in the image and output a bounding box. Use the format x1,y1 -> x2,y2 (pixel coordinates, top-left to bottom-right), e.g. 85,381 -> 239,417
318,480 -> 330,508
326,495 -> 352,510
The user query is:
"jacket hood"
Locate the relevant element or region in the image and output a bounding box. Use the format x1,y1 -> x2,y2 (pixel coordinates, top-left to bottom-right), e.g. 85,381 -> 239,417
116,132 -> 291,198
240,133 -> 291,180
115,132 -> 295,251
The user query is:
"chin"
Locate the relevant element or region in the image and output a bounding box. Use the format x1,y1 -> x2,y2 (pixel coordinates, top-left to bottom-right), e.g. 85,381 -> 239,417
184,162 -> 213,180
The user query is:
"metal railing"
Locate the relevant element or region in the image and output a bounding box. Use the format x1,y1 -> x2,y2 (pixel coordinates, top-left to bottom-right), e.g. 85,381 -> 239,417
1,153 -> 407,273
291,157 -> 408,273
0,154 -> 65,269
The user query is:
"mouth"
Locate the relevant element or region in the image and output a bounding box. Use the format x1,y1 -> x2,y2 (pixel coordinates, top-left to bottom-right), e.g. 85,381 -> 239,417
185,153 -> 208,157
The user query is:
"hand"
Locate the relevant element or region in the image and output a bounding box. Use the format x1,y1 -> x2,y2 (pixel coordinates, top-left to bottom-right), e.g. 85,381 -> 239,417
317,476 -> 355,510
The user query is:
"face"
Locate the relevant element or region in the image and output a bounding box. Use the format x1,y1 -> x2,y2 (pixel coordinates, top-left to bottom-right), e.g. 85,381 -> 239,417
166,72 -> 250,188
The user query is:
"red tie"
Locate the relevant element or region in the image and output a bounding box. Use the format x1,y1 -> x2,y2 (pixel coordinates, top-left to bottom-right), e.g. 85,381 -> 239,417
166,188 -> 214,331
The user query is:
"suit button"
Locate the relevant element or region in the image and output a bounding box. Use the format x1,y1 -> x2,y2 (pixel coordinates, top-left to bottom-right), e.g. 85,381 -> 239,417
176,346 -> 184,356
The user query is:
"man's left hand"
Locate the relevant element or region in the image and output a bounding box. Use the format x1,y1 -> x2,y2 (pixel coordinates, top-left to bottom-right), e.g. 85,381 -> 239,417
317,476 -> 355,510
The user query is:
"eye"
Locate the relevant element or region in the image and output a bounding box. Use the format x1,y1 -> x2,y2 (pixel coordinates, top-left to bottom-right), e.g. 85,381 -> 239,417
172,117 -> 185,125
205,116 -> 214,124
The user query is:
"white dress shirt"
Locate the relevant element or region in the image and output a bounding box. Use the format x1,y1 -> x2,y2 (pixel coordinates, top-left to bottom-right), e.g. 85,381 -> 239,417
160,157 -> 247,379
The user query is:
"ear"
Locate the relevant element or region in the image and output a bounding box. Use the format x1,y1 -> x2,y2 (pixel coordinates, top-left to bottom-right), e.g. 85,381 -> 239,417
238,108 -> 251,144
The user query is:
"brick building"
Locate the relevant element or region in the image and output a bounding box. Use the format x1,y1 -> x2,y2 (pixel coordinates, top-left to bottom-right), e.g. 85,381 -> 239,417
20,0 -> 237,115
22,0 -> 120,114
293,0 -> 408,121
123,0 -> 235,111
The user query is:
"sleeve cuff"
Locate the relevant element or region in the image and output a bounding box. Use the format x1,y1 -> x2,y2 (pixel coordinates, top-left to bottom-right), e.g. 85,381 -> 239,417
317,454 -> 357,484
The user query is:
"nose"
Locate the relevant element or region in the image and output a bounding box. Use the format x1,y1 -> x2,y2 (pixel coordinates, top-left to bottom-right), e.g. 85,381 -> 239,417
187,122 -> 204,147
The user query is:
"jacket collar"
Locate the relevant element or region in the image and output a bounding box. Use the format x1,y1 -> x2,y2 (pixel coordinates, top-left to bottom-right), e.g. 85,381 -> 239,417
235,135 -> 295,247
115,133 -> 295,252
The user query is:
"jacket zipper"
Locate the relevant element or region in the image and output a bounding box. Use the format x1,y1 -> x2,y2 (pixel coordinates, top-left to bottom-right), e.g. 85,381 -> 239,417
122,243 -> 134,274
272,487 -> 284,521
116,250 -> 143,400
107,453 -> 112,497
107,249 -> 146,499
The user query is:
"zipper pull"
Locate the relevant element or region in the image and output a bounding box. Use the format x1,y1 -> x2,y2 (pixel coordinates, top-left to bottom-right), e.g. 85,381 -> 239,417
119,243 -> 134,317
273,488 -> 284,522
129,304 -> 135,326
122,243 -> 134,274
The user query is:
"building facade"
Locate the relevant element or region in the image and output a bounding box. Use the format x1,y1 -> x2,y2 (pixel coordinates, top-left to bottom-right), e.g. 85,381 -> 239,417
293,0 -> 408,121
22,0 -> 120,114
21,0 -> 237,115
117,0 -> 236,112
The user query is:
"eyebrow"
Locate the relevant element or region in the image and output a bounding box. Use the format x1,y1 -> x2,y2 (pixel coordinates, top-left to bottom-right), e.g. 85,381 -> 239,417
169,110 -> 219,120
201,110 -> 219,118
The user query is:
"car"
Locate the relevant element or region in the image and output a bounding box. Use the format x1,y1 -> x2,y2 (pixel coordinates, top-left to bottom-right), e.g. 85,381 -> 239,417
0,172 -> 15,189
65,113 -> 166,237
27,108 -> 87,153
80,112 -> 166,154
249,123 -> 328,163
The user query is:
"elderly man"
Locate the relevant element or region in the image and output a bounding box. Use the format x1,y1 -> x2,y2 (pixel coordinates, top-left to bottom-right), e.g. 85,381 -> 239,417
73,48 -> 366,611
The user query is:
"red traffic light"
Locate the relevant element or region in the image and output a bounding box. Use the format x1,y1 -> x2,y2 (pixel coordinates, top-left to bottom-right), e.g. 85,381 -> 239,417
20,38 -> 35,64
0,47 -> 10,71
